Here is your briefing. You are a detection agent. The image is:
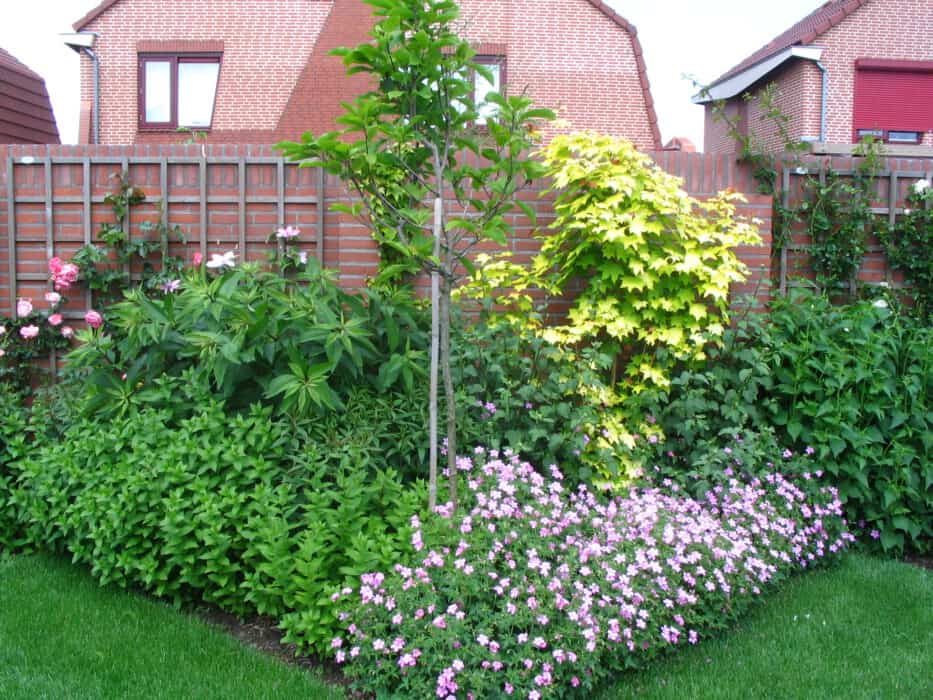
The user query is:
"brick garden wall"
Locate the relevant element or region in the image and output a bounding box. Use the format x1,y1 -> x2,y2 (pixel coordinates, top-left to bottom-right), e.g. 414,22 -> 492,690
0,144 -> 774,322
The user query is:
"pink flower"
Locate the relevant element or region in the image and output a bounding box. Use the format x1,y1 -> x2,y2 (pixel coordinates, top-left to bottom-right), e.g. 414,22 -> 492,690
48,313 -> 63,327
44,292 -> 62,305
19,325 -> 40,339
16,298 -> 33,317
48,257 -> 63,275
192,251 -> 203,266
61,326 -> 75,339
0,325 -> 5,335
276,225 -> 300,239
85,309 -> 103,328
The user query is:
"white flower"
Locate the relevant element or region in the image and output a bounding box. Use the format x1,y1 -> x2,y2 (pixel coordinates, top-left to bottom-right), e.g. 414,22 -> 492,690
873,299 -> 888,309
206,251 -> 237,269
904,208 -> 911,216
912,178 -> 930,194
298,251 -> 309,265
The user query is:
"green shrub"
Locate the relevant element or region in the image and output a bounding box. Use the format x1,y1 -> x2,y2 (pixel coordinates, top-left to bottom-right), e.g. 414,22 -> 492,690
15,400 -> 425,653
0,386 -> 30,551
631,291 -> 931,554
452,316 -> 642,488
64,261 -> 428,421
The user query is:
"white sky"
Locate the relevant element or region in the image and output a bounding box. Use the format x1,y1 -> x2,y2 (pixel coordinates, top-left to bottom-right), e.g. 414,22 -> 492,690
1,0 -> 824,149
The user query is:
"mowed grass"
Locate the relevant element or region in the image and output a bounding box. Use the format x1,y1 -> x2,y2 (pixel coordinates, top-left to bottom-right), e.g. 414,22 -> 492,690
1,552 -> 930,699
601,553 -> 933,699
0,552 -> 342,700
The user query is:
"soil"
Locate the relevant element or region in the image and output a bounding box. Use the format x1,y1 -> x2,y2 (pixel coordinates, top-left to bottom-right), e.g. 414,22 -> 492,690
194,607 -> 354,691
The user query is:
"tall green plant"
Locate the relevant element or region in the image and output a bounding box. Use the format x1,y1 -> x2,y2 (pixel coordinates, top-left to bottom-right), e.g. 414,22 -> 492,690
532,132 -> 760,395
278,0 -> 553,509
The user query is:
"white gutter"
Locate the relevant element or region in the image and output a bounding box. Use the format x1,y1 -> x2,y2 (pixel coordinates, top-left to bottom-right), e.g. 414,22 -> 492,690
693,46 -> 824,103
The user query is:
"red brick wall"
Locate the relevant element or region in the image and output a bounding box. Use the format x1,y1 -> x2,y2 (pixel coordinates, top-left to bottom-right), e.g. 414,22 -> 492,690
456,0 -> 658,147
705,0 -> 933,153
78,0 -> 331,144
76,0 -> 658,148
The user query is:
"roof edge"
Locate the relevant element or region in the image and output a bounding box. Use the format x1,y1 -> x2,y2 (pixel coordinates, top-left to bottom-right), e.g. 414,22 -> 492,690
584,0 -> 661,149
73,0 -> 122,31
694,46 -> 823,103
708,0 -> 870,88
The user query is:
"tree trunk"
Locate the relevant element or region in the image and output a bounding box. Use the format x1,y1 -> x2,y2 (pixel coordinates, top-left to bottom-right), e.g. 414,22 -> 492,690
427,197 -> 442,511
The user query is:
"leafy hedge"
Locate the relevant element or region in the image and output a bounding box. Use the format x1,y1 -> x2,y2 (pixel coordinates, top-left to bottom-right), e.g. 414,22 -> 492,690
13,399 -> 425,653
631,292 -> 932,554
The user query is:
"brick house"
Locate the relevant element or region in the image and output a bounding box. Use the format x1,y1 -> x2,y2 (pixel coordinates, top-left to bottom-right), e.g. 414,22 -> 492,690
697,0 -> 933,153
0,48 -> 60,144
70,0 -> 660,148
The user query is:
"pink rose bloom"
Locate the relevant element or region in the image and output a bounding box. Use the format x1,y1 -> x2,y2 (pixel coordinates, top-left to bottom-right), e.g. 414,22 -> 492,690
61,326 -> 75,339
0,349 -> 4,358
20,325 -> 40,339
54,279 -> 71,292
0,325 -> 5,335
48,257 -> 63,275
85,310 -> 103,328
16,298 -> 33,317
44,291 -> 62,305
61,264 -> 79,282
192,251 -> 203,266
48,313 -> 63,327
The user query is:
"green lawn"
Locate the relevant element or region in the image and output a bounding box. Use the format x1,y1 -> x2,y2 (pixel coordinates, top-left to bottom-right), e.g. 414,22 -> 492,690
0,552 -> 341,700
601,554 -> 933,699
1,552 -> 929,699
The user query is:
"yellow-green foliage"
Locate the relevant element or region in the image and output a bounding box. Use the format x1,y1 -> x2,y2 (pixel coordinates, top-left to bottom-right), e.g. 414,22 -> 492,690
535,132 -> 760,392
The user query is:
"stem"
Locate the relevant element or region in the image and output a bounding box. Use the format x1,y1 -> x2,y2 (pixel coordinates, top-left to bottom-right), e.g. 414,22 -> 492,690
427,197 -> 442,512
441,272 -> 457,510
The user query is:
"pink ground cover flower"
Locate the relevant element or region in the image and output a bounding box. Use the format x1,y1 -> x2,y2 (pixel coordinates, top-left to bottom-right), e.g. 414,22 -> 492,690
332,450 -> 853,699
48,313 -> 63,327
19,325 -> 40,339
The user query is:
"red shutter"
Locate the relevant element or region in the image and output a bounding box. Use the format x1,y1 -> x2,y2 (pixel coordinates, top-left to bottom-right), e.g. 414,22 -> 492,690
853,63 -> 933,140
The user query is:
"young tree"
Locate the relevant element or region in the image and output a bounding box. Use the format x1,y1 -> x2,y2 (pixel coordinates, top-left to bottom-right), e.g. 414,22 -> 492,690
278,0 -> 552,509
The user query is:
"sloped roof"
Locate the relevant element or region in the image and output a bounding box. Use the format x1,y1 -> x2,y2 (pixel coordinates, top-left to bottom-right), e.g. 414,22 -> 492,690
710,0 -> 871,87
74,0 -> 662,148
0,47 -> 60,144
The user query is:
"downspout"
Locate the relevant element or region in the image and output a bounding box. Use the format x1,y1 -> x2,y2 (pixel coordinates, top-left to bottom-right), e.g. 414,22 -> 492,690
83,47 -> 101,144
815,60 -> 828,143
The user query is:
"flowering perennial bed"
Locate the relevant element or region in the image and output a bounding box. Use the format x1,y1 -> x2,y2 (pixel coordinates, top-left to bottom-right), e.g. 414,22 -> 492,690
333,450 -> 853,698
